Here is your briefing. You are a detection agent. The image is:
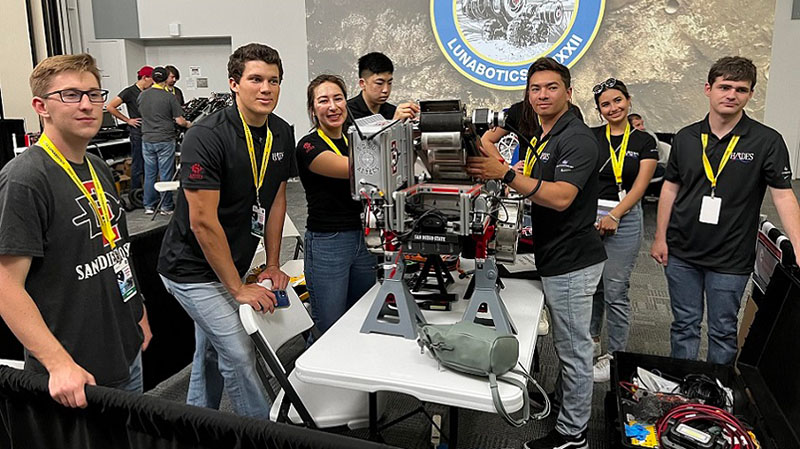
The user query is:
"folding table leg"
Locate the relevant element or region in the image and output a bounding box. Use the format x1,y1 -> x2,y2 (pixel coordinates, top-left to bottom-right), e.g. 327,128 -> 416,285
369,392 -> 378,441
449,406 -> 459,449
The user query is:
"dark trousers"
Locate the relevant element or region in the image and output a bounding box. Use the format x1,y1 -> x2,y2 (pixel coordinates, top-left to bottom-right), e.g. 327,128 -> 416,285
129,127 -> 144,191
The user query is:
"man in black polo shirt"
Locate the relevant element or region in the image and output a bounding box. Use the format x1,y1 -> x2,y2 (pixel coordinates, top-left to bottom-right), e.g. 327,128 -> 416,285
157,43 -> 296,418
651,56 -> 800,365
468,57 -> 606,449
107,65 -> 154,196
347,52 -> 419,121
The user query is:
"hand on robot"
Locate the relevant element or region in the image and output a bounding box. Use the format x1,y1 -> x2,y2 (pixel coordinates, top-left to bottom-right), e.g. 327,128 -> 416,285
393,101 -> 420,121
466,155 -> 508,181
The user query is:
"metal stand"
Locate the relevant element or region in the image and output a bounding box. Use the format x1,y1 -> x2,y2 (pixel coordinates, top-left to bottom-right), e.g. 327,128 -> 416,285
360,252 -> 426,339
411,254 -> 456,302
461,258 -> 517,335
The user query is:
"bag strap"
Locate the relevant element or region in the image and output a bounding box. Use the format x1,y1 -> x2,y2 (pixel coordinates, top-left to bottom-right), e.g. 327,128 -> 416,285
510,366 -> 551,420
489,364 -> 552,427
489,372 -> 529,427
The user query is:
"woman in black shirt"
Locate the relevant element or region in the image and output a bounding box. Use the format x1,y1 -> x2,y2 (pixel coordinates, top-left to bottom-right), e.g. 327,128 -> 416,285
589,78 -> 658,382
296,75 -> 376,334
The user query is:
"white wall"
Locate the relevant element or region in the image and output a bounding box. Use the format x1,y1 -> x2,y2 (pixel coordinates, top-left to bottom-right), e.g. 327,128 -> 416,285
765,0 -> 800,177
0,0 -> 38,133
143,40 -> 231,103
135,0 -> 309,128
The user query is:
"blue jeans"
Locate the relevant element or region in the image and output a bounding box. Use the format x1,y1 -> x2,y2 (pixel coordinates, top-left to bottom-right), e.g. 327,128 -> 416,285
129,127 -> 143,191
142,140 -> 175,210
541,261 -> 604,436
665,256 -> 750,364
160,275 -> 271,418
305,230 -> 377,334
113,351 -> 143,393
590,203 -> 642,354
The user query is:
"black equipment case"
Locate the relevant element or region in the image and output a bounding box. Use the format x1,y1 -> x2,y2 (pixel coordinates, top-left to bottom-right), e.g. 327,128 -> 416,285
606,226 -> 800,449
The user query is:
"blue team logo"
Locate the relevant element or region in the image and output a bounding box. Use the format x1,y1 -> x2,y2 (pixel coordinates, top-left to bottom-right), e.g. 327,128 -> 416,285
431,0 -> 605,90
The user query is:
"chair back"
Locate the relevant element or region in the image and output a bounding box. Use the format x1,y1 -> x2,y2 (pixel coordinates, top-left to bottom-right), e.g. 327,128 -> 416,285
239,286 -> 314,359
282,214 -> 301,239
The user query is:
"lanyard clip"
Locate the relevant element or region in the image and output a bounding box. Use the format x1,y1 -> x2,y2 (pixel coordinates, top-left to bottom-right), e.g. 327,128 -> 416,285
710,187 -> 716,199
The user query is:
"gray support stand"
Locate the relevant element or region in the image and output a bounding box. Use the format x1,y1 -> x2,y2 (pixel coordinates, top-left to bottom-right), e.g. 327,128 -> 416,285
461,258 -> 517,335
360,253 -> 426,339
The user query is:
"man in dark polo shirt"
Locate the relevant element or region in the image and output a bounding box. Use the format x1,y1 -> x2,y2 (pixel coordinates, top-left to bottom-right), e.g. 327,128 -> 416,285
468,57 -> 606,449
107,65 -> 154,195
157,43 -> 296,418
347,52 -> 419,121
651,56 -> 800,365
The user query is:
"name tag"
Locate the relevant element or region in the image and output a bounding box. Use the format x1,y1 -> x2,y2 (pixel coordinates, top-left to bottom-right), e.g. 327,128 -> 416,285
114,257 -> 137,303
699,195 -> 722,225
618,189 -> 627,201
251,205 -> 266,238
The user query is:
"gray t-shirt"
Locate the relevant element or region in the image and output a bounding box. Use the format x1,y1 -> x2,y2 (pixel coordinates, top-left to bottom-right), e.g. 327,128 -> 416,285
0,147 -> 144,386
138,88 -> 183,142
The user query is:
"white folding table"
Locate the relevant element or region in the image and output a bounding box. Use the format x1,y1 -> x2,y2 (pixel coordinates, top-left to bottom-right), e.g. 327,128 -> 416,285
293,259 -> 545,447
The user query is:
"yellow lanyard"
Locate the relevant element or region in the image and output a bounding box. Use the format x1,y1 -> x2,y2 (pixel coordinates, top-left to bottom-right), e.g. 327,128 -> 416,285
701,133 -> 740,196
606,122 -> 631,187
38,134 -> 117,249
151,83 -> 167,91
238,109 -> 273,206
523,136 -> 549,177
316,128 -> 348,156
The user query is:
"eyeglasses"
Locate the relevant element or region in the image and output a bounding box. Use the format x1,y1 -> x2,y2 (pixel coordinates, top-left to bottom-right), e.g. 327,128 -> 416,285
42,89 -> 109,104
592,78 -> 619,95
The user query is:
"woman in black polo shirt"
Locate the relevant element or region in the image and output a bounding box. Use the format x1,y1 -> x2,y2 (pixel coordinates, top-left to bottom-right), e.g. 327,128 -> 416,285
296,74 -> 376,334
589,78 -> 658,382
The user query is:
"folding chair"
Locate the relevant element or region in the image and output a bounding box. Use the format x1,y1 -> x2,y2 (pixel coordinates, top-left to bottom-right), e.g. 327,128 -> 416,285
238,286 -> 373,429
282,214 -> 304,259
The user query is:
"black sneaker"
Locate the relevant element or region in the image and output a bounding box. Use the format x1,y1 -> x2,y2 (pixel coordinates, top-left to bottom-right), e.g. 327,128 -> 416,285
523,429 -> 587,449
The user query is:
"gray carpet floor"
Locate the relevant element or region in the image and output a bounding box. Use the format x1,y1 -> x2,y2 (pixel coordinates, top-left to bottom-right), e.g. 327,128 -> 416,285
140,179 -> 795,449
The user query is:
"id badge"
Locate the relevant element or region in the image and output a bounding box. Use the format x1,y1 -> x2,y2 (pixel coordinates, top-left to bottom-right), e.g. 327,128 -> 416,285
251,204 -> 266,238
114,257 -> 138,303
699,195 -> 722,225
618,189 -> 627,201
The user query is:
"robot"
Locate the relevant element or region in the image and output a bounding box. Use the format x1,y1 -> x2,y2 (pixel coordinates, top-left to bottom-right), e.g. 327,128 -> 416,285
348,100 -> 524,339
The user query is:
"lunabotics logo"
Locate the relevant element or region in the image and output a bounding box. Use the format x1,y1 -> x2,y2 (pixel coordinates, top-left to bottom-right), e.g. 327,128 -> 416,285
431,0 -> 605,90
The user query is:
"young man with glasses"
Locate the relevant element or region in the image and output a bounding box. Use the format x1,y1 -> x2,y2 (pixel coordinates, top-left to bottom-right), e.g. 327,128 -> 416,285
107,66 -> 154,198
137,66 -> 191,215
0,54 -> 151,408
651,56 -> 800,364
157,44 -> 295,418
468,57 -> 605,449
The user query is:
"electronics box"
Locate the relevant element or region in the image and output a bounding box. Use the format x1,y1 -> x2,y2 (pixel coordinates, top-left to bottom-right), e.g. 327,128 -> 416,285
607,261 -> 800,449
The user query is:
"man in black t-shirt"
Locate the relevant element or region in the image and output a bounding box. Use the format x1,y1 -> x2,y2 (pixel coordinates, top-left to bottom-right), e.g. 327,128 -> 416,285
347,52 -> 419,121
107,65 -> 154,194
651,57 -> 800,365
468,58 -> 606,449
157,44 -> 296,418
0,54 -> 150,409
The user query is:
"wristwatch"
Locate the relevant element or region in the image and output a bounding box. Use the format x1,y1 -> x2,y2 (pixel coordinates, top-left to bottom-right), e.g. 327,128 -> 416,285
502,168 -> 517,184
